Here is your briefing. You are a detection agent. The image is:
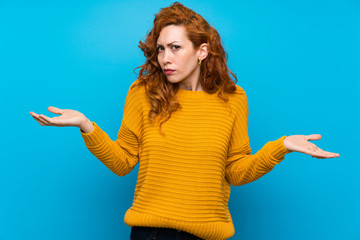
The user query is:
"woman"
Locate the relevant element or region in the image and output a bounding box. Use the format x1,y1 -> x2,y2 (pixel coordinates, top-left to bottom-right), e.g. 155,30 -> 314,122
29,2 -> 340,240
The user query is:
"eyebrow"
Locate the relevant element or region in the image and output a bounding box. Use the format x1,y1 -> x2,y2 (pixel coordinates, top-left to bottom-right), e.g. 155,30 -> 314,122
156,41 -> 180,46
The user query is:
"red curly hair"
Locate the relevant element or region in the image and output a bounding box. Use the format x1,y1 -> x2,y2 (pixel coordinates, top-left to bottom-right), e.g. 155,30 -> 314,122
132,2 -> 238,132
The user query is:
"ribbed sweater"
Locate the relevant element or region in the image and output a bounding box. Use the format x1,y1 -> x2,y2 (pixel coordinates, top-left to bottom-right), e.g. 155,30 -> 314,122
80,79 -> 291,240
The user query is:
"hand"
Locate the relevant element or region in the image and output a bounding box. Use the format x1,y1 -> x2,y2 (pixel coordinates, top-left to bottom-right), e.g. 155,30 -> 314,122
283,134 -> 340,159
30,106 -> 88,128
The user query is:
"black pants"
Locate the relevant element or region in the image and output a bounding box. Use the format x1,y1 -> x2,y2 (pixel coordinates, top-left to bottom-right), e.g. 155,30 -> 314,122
130,226 -> 204,240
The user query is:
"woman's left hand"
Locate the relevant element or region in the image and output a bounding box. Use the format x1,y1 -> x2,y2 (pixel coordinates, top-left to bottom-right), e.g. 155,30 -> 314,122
283,134 -> 340,159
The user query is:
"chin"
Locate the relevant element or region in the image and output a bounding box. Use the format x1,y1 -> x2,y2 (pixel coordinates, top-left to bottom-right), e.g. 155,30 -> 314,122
165,77 -> 182,85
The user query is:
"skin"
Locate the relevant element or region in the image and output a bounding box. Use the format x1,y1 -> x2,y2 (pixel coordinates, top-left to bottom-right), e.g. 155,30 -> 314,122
29,107 -> 94,133
157,25 -> 208,91
29,24 -> 340,159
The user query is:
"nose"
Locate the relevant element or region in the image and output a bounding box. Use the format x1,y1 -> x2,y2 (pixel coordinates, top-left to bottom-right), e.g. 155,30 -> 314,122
161,48 -> 172,65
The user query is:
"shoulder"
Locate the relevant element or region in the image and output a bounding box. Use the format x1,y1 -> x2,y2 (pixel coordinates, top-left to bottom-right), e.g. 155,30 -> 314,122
228,84 -> 246,96
234,84 -> 246,95
222,84 -> 249,119
128,79 -> 146,94
226,84 -> 248,106
123,79 -> 147,106
122,80 -> 146,132
125,79 -> 147,101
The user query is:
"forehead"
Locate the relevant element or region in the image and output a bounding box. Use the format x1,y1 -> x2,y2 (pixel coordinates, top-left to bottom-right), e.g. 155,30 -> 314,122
157,25 -> 189,44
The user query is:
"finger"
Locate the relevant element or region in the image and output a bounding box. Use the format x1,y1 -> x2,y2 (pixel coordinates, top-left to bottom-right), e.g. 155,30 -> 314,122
303,148 -> 325,158
311,153 -> 327,158
311,150 -> 340,158
48,106 -> 64,115
322,152 -> 340,158
40,114 -> 66,126
310,144 -> 339,157
306,134 -> 322,141
29,112 -> 39,117
39,114 -> 57,126
305,146 -> 328,158
313,154 -> 339,159
312,156 -> 326,159
315,148 -> 340,158
30,112 -> 43,118
31,114 -> 48,126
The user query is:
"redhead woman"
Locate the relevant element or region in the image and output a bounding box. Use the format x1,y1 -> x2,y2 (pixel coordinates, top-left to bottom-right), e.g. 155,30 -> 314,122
30,2 -> 340,240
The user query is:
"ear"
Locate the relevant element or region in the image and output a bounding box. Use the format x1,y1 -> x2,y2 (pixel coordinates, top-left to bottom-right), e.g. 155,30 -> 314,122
197,43 -> 208,61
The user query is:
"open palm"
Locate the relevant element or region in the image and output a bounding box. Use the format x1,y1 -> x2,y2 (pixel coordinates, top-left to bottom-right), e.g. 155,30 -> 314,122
30,106 -> 86,127
284,134 -> 340,159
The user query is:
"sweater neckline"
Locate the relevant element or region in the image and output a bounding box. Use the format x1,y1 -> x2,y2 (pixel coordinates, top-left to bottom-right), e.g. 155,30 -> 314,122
176,87 -> 209,98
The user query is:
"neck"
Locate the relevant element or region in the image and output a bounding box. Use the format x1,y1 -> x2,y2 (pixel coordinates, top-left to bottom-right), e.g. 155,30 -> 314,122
179,82 -> 203,91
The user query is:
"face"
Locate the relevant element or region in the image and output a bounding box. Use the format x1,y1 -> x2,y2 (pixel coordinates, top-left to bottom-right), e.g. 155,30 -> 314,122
157,25 -> 204,87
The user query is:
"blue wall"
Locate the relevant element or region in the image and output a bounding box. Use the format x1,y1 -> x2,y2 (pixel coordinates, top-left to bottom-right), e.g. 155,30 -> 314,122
0,0 -> 358,239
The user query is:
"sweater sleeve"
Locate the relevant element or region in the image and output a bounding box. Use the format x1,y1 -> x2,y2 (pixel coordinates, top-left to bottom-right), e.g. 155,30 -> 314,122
80,81 -> 142,176
225,88 -> 292,186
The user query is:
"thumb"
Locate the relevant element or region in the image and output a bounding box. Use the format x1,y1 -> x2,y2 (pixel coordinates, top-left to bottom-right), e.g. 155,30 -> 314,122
306,134 -> 322,141
48,106 -> 64,115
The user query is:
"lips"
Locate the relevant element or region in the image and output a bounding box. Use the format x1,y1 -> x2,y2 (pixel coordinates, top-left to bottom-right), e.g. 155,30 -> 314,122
164,69 -> 175,75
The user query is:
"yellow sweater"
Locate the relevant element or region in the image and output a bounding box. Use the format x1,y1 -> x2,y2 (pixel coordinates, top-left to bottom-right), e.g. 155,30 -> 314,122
80,80 -> 291,240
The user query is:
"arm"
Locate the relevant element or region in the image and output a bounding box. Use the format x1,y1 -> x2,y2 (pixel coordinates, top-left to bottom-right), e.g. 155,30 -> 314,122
226,136 -> 291,186
80,121 -> 139,176
80,81 -> 142,176
225,89 -> 292,186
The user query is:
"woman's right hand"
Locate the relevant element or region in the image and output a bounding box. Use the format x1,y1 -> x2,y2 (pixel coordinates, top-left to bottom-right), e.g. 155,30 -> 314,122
30,106 -> 89,129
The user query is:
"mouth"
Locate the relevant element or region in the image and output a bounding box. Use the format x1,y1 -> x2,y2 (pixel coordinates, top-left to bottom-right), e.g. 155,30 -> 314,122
164,69 -> 175,75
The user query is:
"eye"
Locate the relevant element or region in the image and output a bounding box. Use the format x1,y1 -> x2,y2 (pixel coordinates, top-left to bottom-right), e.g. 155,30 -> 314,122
172,45 -> 180,50
157,46 -> 164,51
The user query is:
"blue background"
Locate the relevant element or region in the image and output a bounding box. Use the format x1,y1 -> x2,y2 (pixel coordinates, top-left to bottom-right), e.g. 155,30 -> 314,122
1,0 -> 359,239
